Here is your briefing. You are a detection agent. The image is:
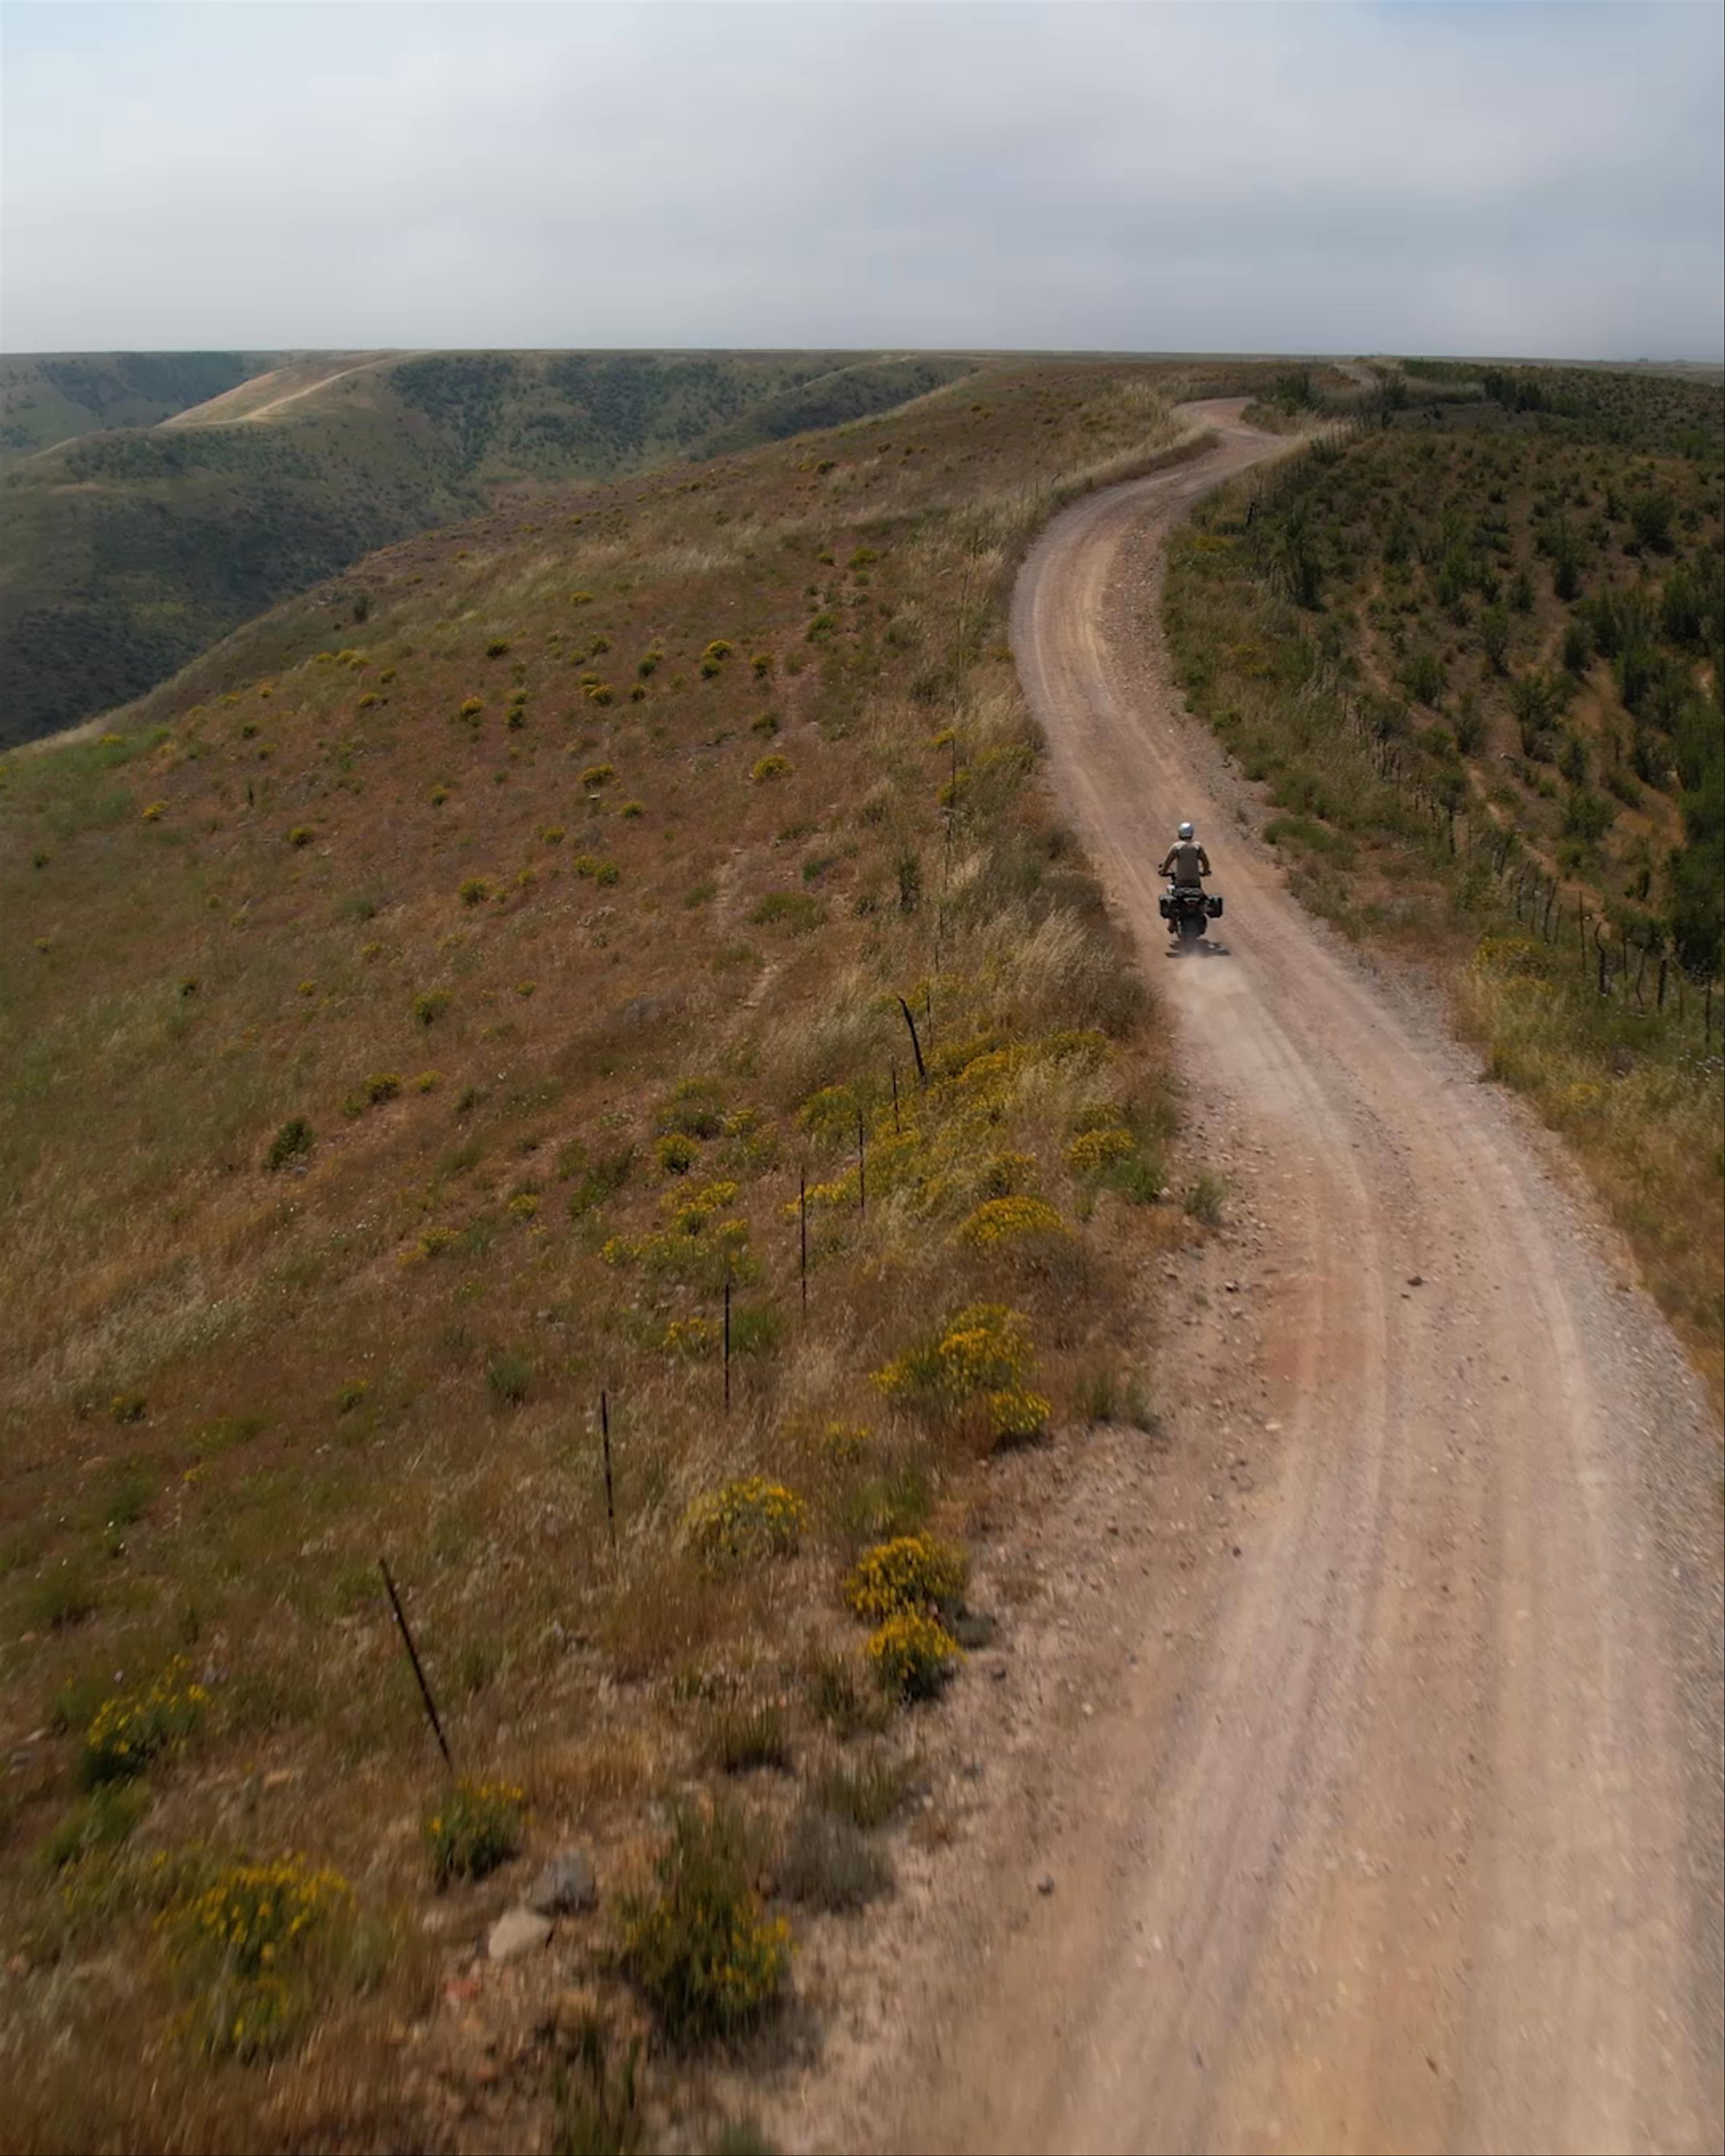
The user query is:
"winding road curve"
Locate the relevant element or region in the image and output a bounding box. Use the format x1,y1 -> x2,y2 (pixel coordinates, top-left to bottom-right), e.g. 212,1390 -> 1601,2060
914,405 -> 1723,2155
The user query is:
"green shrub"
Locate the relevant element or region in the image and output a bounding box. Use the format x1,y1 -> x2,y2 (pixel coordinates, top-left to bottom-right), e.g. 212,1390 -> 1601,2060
1183,1172 -> 1227,1226
779,1806 -> 891,1911
814,1747 -> 917,1828
413,991 -> 451,1026
749,891 -> 822,932
486,1350 -> 532,1407
1073,1369 -> 1159,1432
424,1777 -> 525,1886
553,2017 -> 644,2156
807,1651 -> 892,1738
39,1782 -> 149,1873
702,1700 -> 791,1774
618,1802 -> 790,2043
365,1072 -> 402,1106
264,1116 -> 313,1171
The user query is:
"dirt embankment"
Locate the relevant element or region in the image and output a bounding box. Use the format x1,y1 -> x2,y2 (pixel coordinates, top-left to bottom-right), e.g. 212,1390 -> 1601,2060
764,406 -> 1723,2156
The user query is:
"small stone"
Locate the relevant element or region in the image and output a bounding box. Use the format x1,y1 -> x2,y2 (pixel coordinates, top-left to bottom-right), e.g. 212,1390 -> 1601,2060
1036,1873 -> 1056,1896
1406,1275 -> 1424,1287
527,1850 -> 597,1917
487,1907 -> 552,1962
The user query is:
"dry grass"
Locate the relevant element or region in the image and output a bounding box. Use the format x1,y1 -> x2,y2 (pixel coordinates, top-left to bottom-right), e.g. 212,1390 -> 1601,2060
0,355 -> 1303,2147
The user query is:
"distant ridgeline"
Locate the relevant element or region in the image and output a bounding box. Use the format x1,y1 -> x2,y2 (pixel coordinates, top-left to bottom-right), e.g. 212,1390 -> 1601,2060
0,350 -> 970,749
0,350 -> 280,455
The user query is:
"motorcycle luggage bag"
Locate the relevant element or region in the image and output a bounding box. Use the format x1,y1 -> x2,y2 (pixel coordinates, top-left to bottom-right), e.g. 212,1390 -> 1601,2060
1207,894 -> 1224,918
1158,893 -> 1173,919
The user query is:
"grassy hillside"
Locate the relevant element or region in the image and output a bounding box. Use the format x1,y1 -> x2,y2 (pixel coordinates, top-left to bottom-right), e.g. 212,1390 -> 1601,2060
1163,363 -> 1724,1383
0,356 -> 1283,2150
0,352 -> 285,456
0,350 -> 973,749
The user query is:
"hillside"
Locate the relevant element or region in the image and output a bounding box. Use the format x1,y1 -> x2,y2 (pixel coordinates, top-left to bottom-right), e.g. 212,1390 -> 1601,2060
0,350 -> 974,749
0,355 -> 1293,2151
1163,362 -> 1725,1372
0,351 -> 287,456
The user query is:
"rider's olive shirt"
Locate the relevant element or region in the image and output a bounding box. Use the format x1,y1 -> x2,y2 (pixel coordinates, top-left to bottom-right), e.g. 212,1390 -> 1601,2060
1159,842 -> 1211,886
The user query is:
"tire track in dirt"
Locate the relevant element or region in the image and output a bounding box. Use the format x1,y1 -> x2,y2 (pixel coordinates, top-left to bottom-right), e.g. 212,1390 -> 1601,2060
883,404 -> 1725,2155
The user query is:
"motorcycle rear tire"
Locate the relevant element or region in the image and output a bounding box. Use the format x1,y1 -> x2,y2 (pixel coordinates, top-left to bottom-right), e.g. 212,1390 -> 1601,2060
1178,914 -> 1203,944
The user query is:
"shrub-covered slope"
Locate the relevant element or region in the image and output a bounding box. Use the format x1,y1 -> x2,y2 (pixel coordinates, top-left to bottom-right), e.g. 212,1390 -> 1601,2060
0,350 -> 973,749
0,357 -> 1264,2149
1164,363 -> 1724,1375
0,350 -> 286,456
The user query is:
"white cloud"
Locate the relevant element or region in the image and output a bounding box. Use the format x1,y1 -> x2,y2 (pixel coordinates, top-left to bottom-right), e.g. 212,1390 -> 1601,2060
1,0 -> 1720,357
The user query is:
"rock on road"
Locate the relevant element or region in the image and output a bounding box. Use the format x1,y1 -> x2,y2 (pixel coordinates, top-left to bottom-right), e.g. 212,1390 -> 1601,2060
903,404 -> 1724,2156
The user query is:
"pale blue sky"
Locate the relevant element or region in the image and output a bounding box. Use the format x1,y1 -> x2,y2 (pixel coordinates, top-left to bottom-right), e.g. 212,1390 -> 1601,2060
2,1 -> 1720,358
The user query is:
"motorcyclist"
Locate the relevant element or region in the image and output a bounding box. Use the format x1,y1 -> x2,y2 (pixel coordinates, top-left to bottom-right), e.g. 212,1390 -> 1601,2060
1158,821 -> 1211,934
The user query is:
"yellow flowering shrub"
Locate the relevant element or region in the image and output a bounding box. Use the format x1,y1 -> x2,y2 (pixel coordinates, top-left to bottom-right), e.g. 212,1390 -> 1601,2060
866,1612 -> 961,1701
162,1853 -> 353,2058
602,1216 -> 751,1288
1066,1125 -> 1133,1174
82,1658 -> 209,1786
663,1178 -> 739,1232
844,1533 -> 967,1623
873,1302 -> 1050,1438
423,1778 -> 525,1886
619,1802 -> 790,2041
663,1316 -> 720,1359
960,1195 -> 1069,1248
685,1477 -> 805,1573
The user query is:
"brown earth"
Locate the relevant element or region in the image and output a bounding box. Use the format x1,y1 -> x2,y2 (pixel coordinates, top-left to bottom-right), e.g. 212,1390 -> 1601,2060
761,406 -> 1724,2155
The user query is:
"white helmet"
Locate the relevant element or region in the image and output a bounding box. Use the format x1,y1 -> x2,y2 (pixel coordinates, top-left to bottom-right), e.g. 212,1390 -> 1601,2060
1177,821 -> 1195,841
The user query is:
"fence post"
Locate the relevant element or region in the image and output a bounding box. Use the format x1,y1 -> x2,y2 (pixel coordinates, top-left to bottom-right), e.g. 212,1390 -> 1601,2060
600,1391 -> 616,1556
379,1559 -> 453,1773
897,996 -> 927,1083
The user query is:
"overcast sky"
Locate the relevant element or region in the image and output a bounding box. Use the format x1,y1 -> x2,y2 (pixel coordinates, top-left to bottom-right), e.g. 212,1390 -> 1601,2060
2,1 -> 1721,360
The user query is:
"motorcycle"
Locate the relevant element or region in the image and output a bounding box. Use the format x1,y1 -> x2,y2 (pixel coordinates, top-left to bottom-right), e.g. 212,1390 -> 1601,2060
1159,881 -> 1224,946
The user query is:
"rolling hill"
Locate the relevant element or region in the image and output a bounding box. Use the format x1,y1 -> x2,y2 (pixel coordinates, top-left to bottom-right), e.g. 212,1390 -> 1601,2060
1,353 -> 1284,2149
0,350 -> 288,455
0,350 -> 974,748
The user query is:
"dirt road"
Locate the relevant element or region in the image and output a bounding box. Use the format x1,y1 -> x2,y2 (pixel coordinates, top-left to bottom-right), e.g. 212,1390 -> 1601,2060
833,405 -> 1722,2156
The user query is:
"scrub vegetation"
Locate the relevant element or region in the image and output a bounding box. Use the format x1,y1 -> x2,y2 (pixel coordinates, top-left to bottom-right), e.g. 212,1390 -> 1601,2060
0,350 -> 974,747
0,354 -> 1291,2149
1164,360 -> 1724,1384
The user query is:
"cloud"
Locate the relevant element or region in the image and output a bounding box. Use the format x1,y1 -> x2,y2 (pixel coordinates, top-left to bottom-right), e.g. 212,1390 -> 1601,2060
2,0 -> 1720,358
